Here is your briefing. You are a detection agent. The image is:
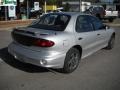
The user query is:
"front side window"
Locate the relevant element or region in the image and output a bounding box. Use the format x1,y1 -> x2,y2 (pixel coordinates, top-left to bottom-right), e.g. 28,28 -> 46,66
29,13 -> 71,31
76,15 -> 94,33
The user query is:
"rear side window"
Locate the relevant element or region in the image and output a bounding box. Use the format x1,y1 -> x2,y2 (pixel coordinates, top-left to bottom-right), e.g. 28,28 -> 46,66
89,16 -> 104,30
76,15 -> 94,33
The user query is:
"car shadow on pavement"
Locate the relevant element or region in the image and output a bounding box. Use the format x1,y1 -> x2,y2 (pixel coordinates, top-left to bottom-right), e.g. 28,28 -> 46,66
0,47 -> 51,73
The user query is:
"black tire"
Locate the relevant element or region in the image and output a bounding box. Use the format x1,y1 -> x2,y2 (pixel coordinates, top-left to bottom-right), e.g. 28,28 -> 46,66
61,48 -> 81,73
96,14 -> 102,20
108,18 -> 114,22
105,35 -> 115,50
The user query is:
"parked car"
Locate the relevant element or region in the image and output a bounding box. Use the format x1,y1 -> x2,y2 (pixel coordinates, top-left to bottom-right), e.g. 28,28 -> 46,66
8,12 -> 115,73
105,8 -> 118,22
20,7 -> 42,19
84,5 -> 117,22
84,5 -> 106,20
30,8 -> 42,18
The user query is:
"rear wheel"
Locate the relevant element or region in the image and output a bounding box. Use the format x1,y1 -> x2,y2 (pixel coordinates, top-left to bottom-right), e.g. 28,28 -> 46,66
105,35 -> 115,50
108,18 -> 114,22
61,48 -> 81,73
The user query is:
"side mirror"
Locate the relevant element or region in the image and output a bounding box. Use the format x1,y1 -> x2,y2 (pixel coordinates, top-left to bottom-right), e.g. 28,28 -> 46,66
105,25 -> 110,30
99,25 -> 109,30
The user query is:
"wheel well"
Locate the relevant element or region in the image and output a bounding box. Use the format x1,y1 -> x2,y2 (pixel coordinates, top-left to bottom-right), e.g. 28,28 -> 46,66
72,45 -> 82,58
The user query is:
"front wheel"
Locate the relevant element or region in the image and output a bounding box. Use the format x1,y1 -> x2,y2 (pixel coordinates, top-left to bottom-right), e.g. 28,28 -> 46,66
61,48 -> 81,73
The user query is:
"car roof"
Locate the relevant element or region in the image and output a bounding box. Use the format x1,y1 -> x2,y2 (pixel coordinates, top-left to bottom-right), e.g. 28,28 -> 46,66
89,5 -> 104,8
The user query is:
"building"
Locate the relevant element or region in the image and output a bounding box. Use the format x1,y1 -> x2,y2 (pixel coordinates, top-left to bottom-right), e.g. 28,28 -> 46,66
1,0 -> 120,21
62,1 -> 91,12
0,0 -> 43,21
94,0 -> 120,11
62,0 -> 120,12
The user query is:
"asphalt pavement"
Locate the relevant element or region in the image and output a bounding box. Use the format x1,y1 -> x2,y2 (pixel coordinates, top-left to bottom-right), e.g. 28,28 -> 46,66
0,27 -> 120,90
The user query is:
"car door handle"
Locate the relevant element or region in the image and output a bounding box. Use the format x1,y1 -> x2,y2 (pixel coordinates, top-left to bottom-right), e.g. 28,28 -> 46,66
97,34 -> 101,36
78,37 -> 83,40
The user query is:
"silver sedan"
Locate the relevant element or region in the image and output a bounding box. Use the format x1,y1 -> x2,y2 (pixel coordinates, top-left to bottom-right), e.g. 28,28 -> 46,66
8,12 -> 115,73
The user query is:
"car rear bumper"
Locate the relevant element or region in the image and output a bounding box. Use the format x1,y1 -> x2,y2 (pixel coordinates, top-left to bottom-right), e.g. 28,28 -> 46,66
8,42 -> 66,68
104,16 -> 117,19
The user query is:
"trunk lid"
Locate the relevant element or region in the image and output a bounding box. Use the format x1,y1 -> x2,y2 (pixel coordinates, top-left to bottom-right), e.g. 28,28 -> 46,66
11,27 -> 60,51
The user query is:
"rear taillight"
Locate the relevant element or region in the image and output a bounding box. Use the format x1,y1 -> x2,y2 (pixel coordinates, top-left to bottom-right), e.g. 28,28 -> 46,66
34,39 -> 55,47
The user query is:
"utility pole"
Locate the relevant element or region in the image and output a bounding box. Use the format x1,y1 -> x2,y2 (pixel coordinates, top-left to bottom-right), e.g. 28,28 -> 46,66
27,0 -> 29,19
5,6 -> 7,21
44,0 -> 47,13
79,0 -> 82,12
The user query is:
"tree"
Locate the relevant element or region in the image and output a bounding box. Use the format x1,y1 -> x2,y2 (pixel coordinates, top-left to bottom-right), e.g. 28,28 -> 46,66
64,0 -> 98,3
47,0 -> 57,5
16,0 -> 20,19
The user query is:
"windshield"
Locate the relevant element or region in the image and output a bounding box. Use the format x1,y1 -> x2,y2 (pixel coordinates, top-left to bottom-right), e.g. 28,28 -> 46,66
29,13 -> 71,31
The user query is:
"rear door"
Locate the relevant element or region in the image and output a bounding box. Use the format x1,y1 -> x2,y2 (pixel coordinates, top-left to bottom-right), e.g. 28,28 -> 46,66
89,16 -> 108,49
75,15 -> 98,58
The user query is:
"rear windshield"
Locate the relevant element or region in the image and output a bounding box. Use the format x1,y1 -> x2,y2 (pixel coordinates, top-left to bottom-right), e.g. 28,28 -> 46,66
89,6 -> 104,12
28,13 -> 71,31
93,7 -> 104,12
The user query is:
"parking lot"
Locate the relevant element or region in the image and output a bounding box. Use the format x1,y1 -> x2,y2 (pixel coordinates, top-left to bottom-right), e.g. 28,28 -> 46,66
0,26 -> 120,90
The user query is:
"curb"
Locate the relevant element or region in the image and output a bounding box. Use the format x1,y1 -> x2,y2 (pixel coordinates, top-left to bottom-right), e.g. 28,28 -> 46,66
0,25 -> 28,31
0,28 -> 13,31
106,24 -> 120,27
0,19 -> 34,31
